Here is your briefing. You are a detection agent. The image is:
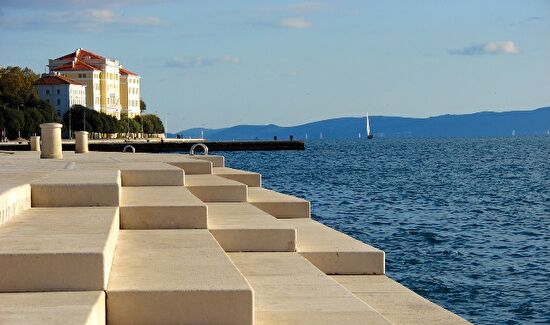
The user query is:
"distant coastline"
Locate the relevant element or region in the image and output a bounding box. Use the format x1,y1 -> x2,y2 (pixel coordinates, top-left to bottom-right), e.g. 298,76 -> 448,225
172,106 -> 550,140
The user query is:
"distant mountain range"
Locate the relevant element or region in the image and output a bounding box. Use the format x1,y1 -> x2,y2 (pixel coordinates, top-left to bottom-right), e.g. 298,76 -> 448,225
170,106 -> 550,140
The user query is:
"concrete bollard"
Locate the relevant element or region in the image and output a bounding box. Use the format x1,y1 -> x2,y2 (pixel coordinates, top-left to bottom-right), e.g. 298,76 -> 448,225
75,131 -> 89,154
39,123 -> 63,159
30,136 -> 41,152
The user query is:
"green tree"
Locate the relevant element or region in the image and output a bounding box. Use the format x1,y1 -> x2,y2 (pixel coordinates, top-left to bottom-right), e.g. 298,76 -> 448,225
0,66 -> 40,106
140,98 -> 146,112
0,66 -> 59,139
140,114 -> 164,134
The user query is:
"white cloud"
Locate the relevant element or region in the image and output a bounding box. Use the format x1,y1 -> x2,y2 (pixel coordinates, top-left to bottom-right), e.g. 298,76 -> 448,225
88,9 -> 116,22
0,8 -> 167,31
279,17 -> 311,29
0,0 -> 170,9
449,41 -> 520,56
165,55 -> 241,69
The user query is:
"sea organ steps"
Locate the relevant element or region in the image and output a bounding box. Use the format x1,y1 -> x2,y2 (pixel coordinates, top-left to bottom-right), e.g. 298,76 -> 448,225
0,151 -> 469,324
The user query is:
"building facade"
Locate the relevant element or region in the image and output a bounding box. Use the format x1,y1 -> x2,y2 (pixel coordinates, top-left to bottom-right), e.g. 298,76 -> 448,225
46,48 -> 140,120
33,73 -> 87,117
120,68 -> 141,118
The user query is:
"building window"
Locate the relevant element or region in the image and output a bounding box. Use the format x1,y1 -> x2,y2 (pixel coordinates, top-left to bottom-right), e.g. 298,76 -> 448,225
46,89 -> 50,95
56,99 -> 60,105
57,89 -> 60,94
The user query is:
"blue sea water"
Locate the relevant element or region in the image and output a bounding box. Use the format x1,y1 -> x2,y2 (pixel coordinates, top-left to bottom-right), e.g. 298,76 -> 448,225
217,137 -> 550,324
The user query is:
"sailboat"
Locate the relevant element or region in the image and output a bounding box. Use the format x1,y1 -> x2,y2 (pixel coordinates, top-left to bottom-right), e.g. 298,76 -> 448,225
366,113 -> 374,139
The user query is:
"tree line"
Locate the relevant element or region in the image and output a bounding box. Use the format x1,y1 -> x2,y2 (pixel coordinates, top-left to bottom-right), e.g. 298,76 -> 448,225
63,105 -> 164,137
0,65 -> 164,140
0,66 -> 59,139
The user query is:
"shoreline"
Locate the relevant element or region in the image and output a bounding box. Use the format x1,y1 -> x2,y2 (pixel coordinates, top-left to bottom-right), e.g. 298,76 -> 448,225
0,150 -> 468,324
0,139 -> 305,152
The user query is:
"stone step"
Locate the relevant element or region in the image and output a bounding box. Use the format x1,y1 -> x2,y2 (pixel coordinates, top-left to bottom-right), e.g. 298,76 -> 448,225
107,230 -> 253,325
118,162 -> 185,186
31,170 -> 120,207
0,207 -> 119,291
187,155 -> 225,167
248,187 -> 310,218
186,174 -> 248,202
282,219 -> 385,275
229,252 -> 391,325
120,186 -> 207,229
0,291 -> 105,325
0,184 -> 31,226
213,167 -> 261,187
166,160 -> 212,175
66,151 -> 214,175
207,202 -> 296,252
332,275 -> 471,324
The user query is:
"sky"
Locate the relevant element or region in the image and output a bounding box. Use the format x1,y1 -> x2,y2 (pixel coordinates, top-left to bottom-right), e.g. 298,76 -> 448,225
0,0 -> 549,132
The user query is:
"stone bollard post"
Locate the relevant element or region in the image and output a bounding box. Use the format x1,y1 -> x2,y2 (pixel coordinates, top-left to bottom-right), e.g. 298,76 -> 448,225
75,131 -> 89,154
30,136 -> 41,152
39,123 -> 63,159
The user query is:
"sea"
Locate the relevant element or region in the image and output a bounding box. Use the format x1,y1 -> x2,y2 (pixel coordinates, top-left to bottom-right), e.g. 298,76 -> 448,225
216,137 -> 550,325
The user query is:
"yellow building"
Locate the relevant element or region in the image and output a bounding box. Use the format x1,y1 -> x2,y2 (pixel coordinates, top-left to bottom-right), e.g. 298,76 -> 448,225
120,68 -> 141,118
47,48 -> 141,120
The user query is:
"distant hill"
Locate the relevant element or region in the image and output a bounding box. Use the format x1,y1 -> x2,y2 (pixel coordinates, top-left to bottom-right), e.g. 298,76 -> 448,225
170,106 -> 550,140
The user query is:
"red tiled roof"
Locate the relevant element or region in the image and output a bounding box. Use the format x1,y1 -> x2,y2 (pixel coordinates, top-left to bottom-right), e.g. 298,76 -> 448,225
119,67 -> 139,76
55,48 -> 105,61
33,75 -> 84,86
52,60 -> 99,71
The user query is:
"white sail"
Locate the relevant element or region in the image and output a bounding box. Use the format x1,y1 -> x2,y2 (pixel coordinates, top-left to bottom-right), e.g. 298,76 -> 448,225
366,113 -> 372,136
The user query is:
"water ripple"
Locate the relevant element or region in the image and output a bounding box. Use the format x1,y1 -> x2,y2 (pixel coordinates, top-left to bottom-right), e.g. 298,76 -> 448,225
217,137 -> 550,324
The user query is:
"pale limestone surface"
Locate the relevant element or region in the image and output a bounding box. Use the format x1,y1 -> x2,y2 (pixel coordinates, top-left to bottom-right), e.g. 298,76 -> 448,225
282,218 -> 385,275
229,252 -> 391,325
107,230 -> 253,325
186,154 -> 224,167
186,174 -> 248,202
0,207 -> 119,291
39,123 -> 63,159
213,166 -> 262,187
75,131 -> 89,154
208,202 -> 296,251
120,186 -> 207,229
0,291 -> 105,325
107,153 -> 216,174
0,184 -> 30,225
30,170 -> 120,207
332,275 -> 472,324
118,162 -> 185,186
0,150 -> 469,324
248,187 -> 310,218
29,136 -> 40,152
60,151 -> 213,175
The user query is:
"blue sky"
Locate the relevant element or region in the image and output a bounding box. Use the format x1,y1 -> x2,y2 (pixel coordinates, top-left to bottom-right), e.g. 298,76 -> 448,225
1,0 -> 549,131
